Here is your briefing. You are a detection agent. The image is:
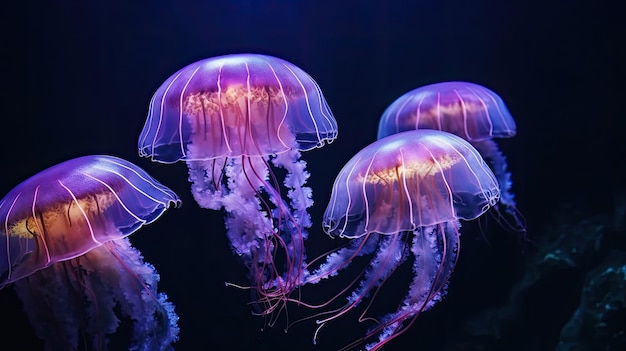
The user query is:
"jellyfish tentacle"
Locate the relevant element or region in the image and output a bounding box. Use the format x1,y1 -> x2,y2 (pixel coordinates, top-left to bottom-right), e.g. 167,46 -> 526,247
251,153 -> 313,317
208,152 -> 308,319
303,232 -> 379,285
472,139 -> 526,232
187,158 -> 229,210
13,237 -> 179,351
271,149 -> 313,287
187,152 -> 300,308
14,261 -> 85,349
220,156 -> 275,262
271,233 -> 383,332
364,221 -> 459,351
310,233 -> 408,346
105,239 -> 179,351
241,155 -> 296,299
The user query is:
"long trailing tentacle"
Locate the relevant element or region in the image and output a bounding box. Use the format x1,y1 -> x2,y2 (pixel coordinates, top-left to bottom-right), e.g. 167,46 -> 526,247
362,221 -> 459,350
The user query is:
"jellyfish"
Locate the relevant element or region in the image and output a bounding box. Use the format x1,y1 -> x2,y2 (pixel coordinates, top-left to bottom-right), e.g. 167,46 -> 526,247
0,155 -> 181,351
138,53 -> 337,313
377,81 -> 525,231
301,130 -> 499,350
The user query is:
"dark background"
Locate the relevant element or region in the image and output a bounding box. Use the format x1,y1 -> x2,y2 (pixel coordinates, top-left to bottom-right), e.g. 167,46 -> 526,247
2,0 -> 624,350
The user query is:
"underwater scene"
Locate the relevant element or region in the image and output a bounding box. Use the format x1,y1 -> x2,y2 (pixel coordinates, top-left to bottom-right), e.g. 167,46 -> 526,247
2,1 -> 624,350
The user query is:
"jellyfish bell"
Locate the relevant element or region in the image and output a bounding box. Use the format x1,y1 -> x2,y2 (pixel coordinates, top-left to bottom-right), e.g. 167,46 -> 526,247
377,81 -> 516,141
302,130 -> 499,350
0,155 -> 180,286
377,81 -> 525,232
138,53 -> 338,318
325,130 -> 499,239
0,155 -> 181,351
139,53 -> 337,163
